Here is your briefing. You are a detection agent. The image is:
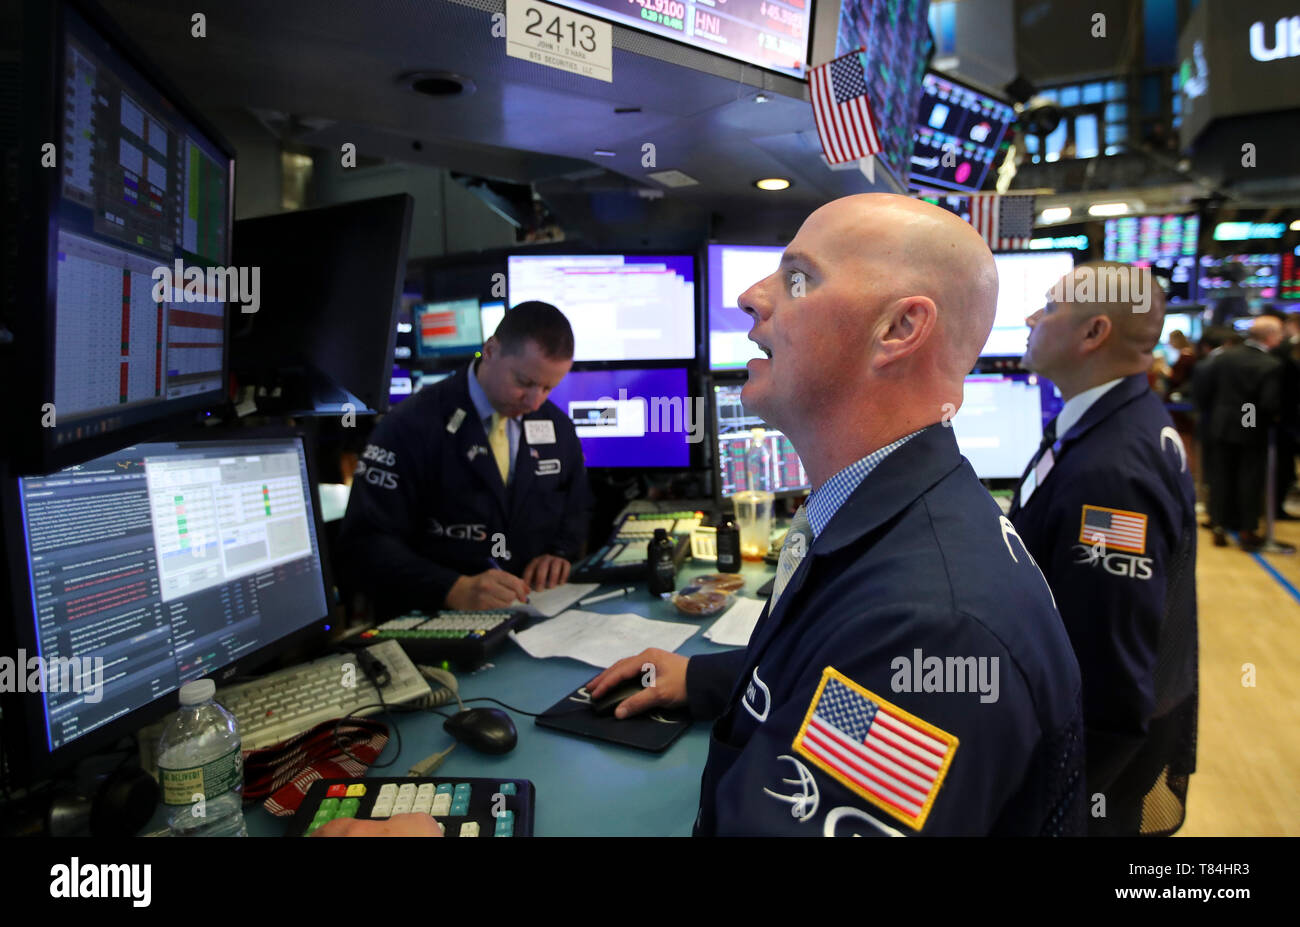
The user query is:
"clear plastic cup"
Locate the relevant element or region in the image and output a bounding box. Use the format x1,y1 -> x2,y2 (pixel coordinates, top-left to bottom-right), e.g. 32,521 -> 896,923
733,490 -> 775,561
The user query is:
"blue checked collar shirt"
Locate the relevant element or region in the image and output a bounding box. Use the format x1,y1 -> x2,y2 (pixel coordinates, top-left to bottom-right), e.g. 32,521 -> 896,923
803,429 -> 925,540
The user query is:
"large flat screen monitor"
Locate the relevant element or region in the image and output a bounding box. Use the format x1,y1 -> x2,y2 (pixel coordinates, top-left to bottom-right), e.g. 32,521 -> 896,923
707,244 -> 783,371
1198,254 -> 1282,300
546,368 -> 693,468
911,70 -> 1017,193
953,373 -> 1063,480
6,0 -> 235,474
983,251 -> 1078,357
232,194 -> 414,414
507,254 -> 697,362
540,0 -> 812,79
0,431 -> 332,782
714,383 -> 810,497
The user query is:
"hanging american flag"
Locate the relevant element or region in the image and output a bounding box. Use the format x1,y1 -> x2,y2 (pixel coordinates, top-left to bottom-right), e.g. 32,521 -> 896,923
809,48 -> 881,165
968,193 -> 1037,249
794,668 -> 958,831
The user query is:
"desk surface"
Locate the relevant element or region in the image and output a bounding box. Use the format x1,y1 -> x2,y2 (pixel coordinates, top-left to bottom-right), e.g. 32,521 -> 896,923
237,561 -> 774,837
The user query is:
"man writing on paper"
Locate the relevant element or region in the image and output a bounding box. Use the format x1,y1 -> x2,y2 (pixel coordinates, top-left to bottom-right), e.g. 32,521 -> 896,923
339,301 -> 591,615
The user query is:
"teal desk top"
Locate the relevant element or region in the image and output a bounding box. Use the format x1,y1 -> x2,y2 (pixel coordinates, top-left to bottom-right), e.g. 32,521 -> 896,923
239,561 -> 774,837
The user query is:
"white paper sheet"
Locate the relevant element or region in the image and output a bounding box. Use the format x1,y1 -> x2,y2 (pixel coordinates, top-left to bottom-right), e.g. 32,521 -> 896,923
703,596 -> 766,648
512,583 -> 599,618
509,610 -> 698,668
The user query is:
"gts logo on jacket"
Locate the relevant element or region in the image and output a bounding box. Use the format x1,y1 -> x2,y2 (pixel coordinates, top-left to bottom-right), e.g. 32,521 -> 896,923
354,460 -> 397,490
1072,544 -> 1153,580
428,519 -> 488,542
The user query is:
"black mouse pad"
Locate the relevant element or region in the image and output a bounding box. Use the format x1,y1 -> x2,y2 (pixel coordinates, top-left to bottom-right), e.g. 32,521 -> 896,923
534,685 -> 692,753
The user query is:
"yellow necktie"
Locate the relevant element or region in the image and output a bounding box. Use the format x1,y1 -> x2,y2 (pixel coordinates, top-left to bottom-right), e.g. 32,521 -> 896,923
488,412 -> 510,485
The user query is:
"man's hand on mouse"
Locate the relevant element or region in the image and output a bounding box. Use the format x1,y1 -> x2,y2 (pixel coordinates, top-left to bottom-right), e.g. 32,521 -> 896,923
445,569 -> 530,610
310,813 -> 445,837
522,553 -> 570,590
587,648 -> 689,719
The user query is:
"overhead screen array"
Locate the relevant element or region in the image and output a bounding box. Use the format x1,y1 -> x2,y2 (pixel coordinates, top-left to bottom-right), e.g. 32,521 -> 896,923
43,4 -> 232,464
543,0 -> 813,78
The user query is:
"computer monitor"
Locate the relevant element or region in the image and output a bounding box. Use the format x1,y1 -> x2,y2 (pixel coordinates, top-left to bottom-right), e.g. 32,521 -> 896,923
546,368 -> 693,468
231,194 -> 414,414
707,244 -> 783,371
506,254 -> 697,362
1198,254 -> 1282,300
713,383 -> 810,498
479,301 -> 506,342
1104,214 -> 1200,263
414,298 -> 483,358
4,0 -> 236,475
0,430 -> 333,783
911,71 -> 1017,193
983,251 -> 1078,356
953,373 -> 1063,481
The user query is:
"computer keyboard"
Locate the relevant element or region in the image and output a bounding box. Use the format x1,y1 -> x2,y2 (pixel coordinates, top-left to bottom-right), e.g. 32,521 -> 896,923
357,609 -> 525,669
137,640 -> 431,762
288,776 -> 535,837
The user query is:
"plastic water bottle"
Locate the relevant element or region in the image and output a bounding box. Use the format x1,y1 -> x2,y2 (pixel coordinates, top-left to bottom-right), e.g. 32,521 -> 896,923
157,679 -> 247,837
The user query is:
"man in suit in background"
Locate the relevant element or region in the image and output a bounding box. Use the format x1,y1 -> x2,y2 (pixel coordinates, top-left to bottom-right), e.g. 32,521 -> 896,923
1196,316 -> 1286,551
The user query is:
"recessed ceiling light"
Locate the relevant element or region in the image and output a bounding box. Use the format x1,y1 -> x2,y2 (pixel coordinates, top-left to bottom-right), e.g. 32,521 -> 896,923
754,93 -> 769,104
1040,206 -> 1072,223
1291,219 -> 1300,231
1088,202 -> 1130,216
755,177 -> 791,191
593,149 -> 616,157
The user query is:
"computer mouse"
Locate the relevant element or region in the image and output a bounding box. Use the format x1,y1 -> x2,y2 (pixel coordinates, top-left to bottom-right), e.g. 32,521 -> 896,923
591,678 -> 646,717
443,708 -> 517,754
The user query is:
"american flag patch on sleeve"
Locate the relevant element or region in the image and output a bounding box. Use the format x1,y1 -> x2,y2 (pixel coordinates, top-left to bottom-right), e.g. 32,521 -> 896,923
792,667 -> 958,831
1078,504 -> 1148,554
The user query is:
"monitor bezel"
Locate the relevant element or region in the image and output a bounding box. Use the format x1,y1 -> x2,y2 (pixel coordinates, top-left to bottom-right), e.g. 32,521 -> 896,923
8,0 -> 237,477
0,425 -> 336,785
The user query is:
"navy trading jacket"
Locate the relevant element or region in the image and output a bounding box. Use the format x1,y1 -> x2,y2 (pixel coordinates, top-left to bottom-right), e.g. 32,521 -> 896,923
1010,373 -> 1198,836
338,363 -> 590,617
687,424 -> 1086,837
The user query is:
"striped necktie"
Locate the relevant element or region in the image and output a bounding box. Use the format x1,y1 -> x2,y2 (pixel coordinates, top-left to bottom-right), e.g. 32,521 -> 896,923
769,506 -> 812,612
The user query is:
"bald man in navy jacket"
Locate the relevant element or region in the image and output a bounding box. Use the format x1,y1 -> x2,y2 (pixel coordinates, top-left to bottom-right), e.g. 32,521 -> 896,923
1011,263 -> 1197,836
590,195 -> 1086,837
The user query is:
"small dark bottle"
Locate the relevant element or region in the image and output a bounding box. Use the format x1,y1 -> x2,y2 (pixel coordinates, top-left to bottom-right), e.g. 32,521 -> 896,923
715,514 -> 741,573
647,528 -> 677,594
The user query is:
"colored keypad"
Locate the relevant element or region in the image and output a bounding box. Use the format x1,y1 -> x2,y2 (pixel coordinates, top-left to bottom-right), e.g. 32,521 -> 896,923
298,778 -> 527,836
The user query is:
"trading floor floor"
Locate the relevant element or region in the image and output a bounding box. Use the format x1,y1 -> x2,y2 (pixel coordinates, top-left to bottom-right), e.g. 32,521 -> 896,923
1179,509 -> 1300,836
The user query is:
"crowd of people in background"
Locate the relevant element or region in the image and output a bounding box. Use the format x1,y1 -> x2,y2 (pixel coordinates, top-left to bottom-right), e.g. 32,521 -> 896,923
1151,309 -> 1300,553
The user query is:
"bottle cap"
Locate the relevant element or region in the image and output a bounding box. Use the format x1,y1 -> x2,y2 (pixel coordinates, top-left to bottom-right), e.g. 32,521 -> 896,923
179,679 -> 216,706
